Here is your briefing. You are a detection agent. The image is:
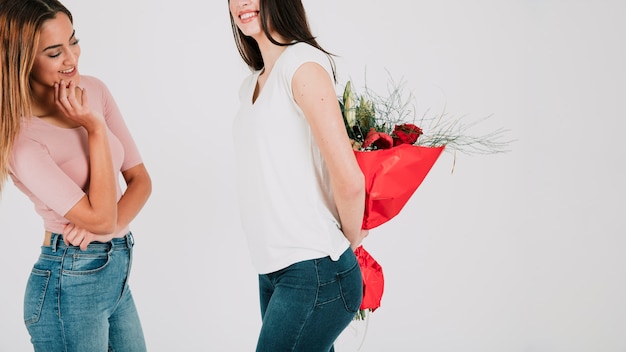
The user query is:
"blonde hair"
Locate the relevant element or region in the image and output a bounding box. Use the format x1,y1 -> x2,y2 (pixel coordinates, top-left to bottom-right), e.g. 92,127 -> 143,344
0,0 -> 72,193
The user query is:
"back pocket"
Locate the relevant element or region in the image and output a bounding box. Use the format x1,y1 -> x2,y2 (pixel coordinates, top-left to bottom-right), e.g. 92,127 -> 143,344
337,262 -> 363,313
23,268 -> 51,325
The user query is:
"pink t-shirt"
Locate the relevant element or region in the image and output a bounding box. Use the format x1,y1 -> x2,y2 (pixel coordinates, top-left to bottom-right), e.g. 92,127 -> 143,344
9,75 -> 142,236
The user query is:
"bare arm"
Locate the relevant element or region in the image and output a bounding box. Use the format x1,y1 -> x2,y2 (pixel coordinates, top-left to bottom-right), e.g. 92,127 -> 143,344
293,62 -> 368,249
57,80 -> 117,234
114,163 -> 152,231
63,163 -> 151,250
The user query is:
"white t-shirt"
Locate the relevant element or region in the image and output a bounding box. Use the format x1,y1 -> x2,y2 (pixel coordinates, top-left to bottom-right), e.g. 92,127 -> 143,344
233,42 -> 350,274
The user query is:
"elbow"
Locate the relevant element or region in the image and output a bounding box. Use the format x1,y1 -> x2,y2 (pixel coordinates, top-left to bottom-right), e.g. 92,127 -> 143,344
91,215 -> 118,234
338,172 -> 365,199
83,208 -> 118,234
349,174 -> 365,198
134,173 -> 152,206
64,195 -> 118,234
101,217 -> 118,234
144,175 -> 153,199
126,166 -> 152,201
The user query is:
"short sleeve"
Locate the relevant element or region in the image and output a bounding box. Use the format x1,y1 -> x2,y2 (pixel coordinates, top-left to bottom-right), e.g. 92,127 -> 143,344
9,136 -> 85,216
282,42 -> 335,97
87,76 -> 143,172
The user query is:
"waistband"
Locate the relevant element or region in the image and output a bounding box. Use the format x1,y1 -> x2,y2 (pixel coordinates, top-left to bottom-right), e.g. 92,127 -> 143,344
45,232 -> 134,253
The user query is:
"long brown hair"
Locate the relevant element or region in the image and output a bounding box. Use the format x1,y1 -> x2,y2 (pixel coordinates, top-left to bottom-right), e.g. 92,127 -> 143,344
228,0 -> 336,80
0,0 -> 72,193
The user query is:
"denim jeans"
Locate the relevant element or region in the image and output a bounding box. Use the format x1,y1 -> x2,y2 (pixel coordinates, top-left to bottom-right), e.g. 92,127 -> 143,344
24,233 -> 146,352
257,247 -> 363,352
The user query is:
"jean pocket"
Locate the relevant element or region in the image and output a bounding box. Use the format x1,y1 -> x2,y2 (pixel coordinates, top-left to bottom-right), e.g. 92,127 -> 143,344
23,268 -> 51,325
63,252 -> 111,275
337,261 -> 363,313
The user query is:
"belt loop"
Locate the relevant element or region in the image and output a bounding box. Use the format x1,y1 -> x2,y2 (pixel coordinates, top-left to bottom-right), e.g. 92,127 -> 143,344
50,233 -> 60,253
125,232 -> 134,248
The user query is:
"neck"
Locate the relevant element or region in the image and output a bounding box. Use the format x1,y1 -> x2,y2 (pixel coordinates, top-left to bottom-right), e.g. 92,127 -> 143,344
255,33 -> 289,74
29,84 -> 57,117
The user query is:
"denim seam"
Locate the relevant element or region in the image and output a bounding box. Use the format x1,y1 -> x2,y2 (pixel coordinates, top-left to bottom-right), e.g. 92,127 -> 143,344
289,264 -> 320,351
111,250 -> 132,313
56,248 -> 68,351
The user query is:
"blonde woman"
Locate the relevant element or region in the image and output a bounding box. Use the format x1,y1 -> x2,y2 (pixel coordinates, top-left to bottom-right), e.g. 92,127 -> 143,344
0,0 -> 151,350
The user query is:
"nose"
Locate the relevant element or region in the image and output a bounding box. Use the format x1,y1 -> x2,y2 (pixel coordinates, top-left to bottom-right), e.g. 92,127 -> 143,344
63,46 -> 78,65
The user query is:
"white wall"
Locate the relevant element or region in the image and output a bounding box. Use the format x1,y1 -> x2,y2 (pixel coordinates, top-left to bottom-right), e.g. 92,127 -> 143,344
1,0 -> 624,351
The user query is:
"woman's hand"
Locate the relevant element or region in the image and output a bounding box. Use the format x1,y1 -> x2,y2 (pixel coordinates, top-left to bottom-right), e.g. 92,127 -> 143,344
54,79 -> 105,132
58,79 -> 117,234
292,62 -> 367,249
63,223 -> 115,251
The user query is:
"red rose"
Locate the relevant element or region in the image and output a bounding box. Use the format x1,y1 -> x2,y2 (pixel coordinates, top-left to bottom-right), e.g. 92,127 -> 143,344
362,128 -> 394,150
392,123 -> 423,146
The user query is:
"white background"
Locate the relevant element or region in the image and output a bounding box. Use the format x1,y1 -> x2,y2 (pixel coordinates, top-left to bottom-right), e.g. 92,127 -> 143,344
1,0 -> 625,351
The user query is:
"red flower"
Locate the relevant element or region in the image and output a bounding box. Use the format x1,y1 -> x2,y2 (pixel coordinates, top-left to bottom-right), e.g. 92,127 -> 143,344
362,128 -> 394,150
392,123 -> 423,146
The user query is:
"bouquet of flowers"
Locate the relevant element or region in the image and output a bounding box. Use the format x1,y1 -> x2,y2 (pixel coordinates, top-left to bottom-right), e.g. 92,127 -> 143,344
340,78 -> 510,320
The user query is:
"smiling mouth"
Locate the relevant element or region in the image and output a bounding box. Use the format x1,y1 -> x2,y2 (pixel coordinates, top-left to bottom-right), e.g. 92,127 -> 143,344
239,11 -> 258,21
59,67 -> 75,74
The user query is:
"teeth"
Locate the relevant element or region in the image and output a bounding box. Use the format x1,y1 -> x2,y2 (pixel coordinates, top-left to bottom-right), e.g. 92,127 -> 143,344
60,67 -> 75,74
240,12 -> 256,20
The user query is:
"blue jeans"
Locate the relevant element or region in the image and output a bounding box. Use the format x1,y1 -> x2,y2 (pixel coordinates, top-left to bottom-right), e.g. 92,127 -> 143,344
24,233 -> 146,352
257,248 -> 363,352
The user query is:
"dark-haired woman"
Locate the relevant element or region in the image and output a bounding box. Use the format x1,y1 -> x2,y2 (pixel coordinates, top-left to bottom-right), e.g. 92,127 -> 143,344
228,0 -> 367,350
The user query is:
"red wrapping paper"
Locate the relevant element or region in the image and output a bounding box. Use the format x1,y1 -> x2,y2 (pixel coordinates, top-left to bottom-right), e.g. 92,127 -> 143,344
355,144 -> 445,230
353,144 -> 445,313
354,245 -> 384,311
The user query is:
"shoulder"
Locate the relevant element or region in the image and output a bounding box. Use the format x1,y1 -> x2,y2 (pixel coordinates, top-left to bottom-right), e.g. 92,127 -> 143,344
78,75 -> 106,90
78,75 -> 116,107
79,75 -> 117,98
289,41 -> 322,54
280,42 -> 334,81
10,119 -> 47,170
285,42 -> 329,64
